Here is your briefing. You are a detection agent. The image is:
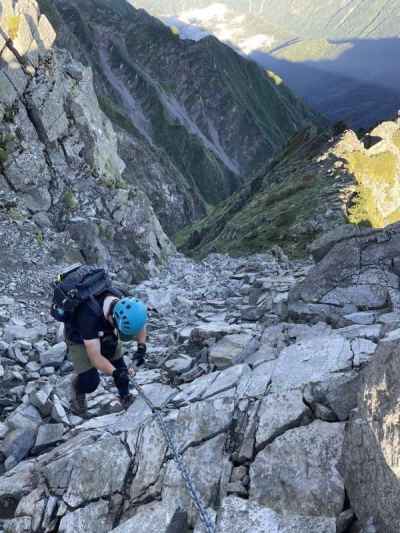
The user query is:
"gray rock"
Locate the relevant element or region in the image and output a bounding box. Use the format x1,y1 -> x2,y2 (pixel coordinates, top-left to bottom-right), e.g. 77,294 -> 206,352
250,421 -> 345,517
33,424 -> 64,453
164,355 -> 193,374
3,517 -> 32,533
173,397 -> 234,451
0,423 -> 9,439
4,323 -> 46,343
237,360 -> 275,398
213,496 -> 336,532
336,324 -> 382,341
42,433 -> 130,507
352,338 -> 377,367
7,404 -> 42,432
59,500 -> 111,533
1,428 -> 35,463
128,421 -> 166,502
303,371 -> 360,422
343,340 -> 400,532
209,333 -> 254,369
0,461 -> 36,516
162,434 -> 227,527
255,390 -> 312,449
381,328 -> 400,343
29,385 -> 53,416
39,342 -> 67,367
343,312 -> 378,325
0,296 -> 15,306
270,335 -> 353,392
336,509 -> 356,533
111,502 -> 169,532
51,397 -> 70,425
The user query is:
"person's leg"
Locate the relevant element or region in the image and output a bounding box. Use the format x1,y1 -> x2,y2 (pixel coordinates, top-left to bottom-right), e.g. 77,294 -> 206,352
76,368 -> 100,394
67,342 -> 98,415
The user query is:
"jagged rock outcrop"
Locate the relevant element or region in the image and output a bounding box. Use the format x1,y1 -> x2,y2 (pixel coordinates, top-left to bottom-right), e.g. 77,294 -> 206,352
0,0 -> 174,282
38,0 -> 319,237
2,237 -> 400,531
343,339 -> 400,532
289,221 -> 400,324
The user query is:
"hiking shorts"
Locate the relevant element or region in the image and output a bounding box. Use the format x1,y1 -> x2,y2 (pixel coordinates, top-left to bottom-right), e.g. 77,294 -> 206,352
67,340 -> 122,375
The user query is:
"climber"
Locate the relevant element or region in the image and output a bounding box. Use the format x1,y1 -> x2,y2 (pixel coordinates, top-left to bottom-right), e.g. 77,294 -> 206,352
67,294 -> 148,416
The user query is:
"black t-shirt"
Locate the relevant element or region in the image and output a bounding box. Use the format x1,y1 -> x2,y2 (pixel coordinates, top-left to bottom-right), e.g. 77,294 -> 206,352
67,293 -> 116,344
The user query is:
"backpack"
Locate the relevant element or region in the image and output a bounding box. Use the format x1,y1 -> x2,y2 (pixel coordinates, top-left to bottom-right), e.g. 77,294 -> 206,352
50,264 -> 122,324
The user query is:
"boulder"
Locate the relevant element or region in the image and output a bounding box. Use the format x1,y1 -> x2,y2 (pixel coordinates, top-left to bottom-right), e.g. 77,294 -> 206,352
270,335 -> 353,392
7,404 -> 42,432
33,424 -> 64,454
1,429 -> 35,464
41,433 -> 130,508
209,333 -> 254,369
58,500 -> 111,533
250,421 -> 345,517
255,390 -> 312,450
39,342 -> 67,367
210,496 -> 336,532
343,340 -> 400,532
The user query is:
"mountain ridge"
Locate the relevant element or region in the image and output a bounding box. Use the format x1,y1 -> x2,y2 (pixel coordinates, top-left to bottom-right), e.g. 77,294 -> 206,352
133,0 -> 400,127
39,0 -> 319,237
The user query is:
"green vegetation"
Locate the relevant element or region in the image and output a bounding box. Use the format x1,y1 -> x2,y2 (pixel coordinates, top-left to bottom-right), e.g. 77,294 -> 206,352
6,15 -> 21,40
35,230 -> 44,245
98,176 -> 128,190
392,130 -> 400,151
98,96 -> 136,135
170,26 -> 180,37
266,70 -> 283,86
176,129 -> 337,258
346,150 -> 399,227
277,38 -> 350,62
63,190 -> 78,210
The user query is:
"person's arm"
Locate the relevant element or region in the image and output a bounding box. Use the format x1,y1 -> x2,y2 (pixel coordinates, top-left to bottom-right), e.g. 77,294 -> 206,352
137,327 -> 147,345
84,339 -> 115,375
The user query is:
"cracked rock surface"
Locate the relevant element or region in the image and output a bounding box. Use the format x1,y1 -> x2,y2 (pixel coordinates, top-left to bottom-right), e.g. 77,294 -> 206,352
1,222 -> 400,532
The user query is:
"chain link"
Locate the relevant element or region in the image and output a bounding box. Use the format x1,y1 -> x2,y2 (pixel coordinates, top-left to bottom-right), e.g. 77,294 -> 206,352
130,378 -> 216,533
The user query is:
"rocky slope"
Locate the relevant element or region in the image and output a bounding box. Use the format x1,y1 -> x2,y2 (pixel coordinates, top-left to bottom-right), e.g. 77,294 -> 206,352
0,0 -> 174,284
135,0 -> 400,127
1,222 -> 400,531
37,0 -> 319,236
177,120 -> 400,258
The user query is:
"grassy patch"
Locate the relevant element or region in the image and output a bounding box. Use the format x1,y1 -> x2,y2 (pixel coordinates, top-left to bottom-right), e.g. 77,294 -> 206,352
346,150 -> 398,227
98,176 -> 128,190
98,96 -> 136,135
6,15 -> 21,40
63,190 -> 78,210
392,130 -> 400,151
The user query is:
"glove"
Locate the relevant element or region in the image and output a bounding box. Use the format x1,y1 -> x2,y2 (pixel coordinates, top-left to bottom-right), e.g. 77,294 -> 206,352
112,367 -> 130,390
133,343 -> 147,367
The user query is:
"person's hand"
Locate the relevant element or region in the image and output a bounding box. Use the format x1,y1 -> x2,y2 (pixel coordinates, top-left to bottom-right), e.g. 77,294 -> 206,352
112,367 -> 130,389
128,367 -> 136,377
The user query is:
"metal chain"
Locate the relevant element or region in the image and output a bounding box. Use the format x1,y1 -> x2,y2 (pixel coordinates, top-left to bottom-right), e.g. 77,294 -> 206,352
130,378 -> 216,533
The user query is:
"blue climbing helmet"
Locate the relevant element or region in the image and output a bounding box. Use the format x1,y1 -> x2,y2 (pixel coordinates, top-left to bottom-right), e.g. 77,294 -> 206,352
112,297 -> 148,341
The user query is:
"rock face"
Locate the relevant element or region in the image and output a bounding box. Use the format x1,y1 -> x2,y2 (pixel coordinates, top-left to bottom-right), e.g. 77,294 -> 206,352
0,0 -> 174,283
343,339 -> 400,532
38,0 -> 319,238
289,221 -> 400,324
2,237 -> 399,531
